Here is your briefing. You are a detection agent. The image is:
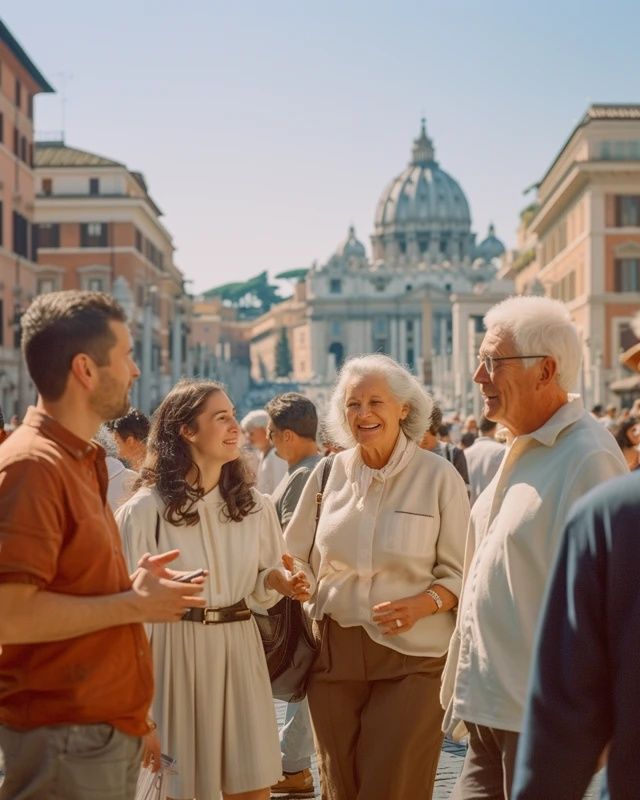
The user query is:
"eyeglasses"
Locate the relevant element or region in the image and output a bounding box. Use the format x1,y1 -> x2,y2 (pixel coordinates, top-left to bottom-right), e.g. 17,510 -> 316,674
477,354 -> 548,374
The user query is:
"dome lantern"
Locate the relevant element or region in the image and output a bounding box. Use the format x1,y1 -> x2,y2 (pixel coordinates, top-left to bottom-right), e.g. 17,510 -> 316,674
411,118 -> 435,166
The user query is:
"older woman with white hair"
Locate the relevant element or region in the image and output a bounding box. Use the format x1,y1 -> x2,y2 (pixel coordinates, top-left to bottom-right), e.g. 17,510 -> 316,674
284,354 -> 468,800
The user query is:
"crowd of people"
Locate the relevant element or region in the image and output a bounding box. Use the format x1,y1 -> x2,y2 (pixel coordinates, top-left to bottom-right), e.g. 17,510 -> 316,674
0,288 -> 638,800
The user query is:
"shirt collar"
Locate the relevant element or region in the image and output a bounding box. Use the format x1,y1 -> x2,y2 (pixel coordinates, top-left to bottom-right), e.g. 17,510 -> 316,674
345,428 -> 416,483
516,394 -> 584,448
23,406 -> 102,462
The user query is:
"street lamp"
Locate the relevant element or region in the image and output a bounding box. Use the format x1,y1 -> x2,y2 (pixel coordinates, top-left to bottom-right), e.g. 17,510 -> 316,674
171,294 -> 185,386
140,285 -> 158,413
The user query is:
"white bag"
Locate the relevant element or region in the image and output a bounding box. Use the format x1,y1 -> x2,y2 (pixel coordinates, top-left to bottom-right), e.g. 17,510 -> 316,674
135,754 -> 176,800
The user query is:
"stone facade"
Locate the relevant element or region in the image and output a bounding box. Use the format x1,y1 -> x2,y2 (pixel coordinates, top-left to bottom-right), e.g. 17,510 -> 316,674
0,20 -> 53,417
502,105 -> 640,406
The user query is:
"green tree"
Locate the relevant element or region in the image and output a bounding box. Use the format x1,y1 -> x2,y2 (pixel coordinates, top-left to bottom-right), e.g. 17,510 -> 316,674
275,328 -> 292,378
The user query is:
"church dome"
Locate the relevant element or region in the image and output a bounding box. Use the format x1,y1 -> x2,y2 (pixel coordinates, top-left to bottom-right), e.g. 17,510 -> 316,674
335,225 -> 366,259
371,120 -> 473,264
474,223 -> 505,261
374,121 -> 471,233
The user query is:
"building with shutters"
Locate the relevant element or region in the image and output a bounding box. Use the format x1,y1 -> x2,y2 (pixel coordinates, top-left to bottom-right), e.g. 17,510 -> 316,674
0,19 -> 53,416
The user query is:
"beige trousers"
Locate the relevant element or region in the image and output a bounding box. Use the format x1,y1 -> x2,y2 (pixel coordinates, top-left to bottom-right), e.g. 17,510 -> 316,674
307,617 -> 446,800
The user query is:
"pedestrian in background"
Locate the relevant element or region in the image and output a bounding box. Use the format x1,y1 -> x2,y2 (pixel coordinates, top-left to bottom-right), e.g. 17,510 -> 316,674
108,408 -> 150,471
0,291 -> 205,800
266,392 -> 321,798
441,295 -> 628,800
420,404 -> 470,493
610,417 -> 640,471
241,409 -> 288,493
94,424 -> 138,511
463,416 -> 505,506
117,379 -> 309,800
285,354 -> 468,800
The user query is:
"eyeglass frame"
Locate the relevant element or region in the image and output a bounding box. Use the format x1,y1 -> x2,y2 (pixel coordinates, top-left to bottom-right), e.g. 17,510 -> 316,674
477,354 -> 549,374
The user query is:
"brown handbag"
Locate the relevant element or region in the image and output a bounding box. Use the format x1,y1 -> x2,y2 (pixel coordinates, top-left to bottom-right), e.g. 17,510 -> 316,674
256,454 -> 334,702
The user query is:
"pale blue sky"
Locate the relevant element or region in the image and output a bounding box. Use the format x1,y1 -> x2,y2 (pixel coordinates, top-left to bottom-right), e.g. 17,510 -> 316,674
5,1 -> 639,293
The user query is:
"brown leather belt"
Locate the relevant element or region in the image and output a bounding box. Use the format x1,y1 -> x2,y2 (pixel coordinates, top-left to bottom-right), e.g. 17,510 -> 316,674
181,599 -> 252,625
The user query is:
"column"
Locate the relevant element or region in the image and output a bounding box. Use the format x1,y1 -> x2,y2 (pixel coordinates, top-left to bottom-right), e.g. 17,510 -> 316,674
140,303 -> 152,414
398,317 -> 407,365
171,311 -> 182,386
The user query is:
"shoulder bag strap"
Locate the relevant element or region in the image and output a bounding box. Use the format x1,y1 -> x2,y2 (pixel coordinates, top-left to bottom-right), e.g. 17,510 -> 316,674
155,511 -> 160,547
307,454 -> 335,562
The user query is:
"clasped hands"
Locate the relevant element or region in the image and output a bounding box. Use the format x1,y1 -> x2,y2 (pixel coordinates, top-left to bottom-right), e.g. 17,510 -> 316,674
266,553 -> 311,602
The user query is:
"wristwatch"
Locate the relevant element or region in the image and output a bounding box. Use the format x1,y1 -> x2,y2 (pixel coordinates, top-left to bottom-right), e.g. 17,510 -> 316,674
425,588 -> 443,611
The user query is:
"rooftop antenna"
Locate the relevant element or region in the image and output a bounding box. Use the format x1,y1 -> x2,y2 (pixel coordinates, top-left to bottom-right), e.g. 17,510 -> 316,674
54,72 -> 73,141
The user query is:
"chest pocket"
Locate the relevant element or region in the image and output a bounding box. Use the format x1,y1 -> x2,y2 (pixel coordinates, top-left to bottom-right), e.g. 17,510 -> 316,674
380,510 -> 434,556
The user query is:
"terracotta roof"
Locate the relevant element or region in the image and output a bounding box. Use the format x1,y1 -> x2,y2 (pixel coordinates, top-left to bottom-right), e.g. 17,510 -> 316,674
35,141 -> 124,168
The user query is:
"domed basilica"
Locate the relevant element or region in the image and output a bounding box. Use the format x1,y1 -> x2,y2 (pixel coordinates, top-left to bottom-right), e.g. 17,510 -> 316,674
298,120 -> 510,407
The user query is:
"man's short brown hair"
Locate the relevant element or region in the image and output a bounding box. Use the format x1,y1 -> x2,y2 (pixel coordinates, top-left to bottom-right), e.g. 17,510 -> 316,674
265,393 -> 318,440
429,404 -> 443,435
21,291 -> 127,401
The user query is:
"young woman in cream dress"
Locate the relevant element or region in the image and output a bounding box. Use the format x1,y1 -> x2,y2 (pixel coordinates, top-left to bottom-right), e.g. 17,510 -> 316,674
117,380 -> 309,800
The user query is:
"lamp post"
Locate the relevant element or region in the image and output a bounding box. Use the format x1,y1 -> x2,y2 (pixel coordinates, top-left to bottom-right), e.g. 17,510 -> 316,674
171,297 -> 184,386
140,285 -> 157,413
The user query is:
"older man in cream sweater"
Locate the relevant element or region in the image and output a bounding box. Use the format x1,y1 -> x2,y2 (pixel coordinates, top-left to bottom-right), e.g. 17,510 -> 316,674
441,296 -> 628,800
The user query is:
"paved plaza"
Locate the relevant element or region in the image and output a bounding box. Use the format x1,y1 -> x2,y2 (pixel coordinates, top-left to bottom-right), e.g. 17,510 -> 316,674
275,701 -> 602,799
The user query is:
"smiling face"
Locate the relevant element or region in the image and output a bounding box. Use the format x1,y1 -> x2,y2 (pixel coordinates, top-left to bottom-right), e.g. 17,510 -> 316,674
182,390 -> 240,465
474,327 -> 545,437
344,373 -> 408,463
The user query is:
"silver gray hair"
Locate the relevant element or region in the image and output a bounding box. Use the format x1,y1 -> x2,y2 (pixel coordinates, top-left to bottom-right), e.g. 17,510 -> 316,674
94,425 -> 118,458
325,354 -> 433,449
484,296 -> 582,392
240,409 -> 269,431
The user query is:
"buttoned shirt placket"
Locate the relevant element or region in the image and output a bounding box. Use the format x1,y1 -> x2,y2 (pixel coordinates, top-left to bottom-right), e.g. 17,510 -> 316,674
455,436 -> 534,708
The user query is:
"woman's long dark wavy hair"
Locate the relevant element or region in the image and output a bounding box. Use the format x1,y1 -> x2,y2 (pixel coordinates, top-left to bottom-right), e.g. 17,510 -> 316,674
137,379 -> 256,525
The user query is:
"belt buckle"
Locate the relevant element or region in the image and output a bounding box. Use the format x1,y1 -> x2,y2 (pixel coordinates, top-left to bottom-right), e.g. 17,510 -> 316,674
202,607 -> 221,625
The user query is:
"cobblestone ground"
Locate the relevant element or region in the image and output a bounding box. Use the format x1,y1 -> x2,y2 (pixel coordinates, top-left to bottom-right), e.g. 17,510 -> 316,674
275,701 -> 602,799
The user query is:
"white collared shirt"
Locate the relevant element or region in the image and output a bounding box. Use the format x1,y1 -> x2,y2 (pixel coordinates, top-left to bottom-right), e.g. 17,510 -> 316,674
441,396 -> 628,734
464,436 -> 505,506
284,432 -> 469,657
256,446 -> 288,495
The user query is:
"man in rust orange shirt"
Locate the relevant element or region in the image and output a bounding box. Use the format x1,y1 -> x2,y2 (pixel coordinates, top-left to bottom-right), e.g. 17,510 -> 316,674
0,291 -> 206,800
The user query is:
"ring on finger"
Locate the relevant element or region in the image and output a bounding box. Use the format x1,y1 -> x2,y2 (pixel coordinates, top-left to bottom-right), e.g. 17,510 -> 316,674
395,618 -> 402,628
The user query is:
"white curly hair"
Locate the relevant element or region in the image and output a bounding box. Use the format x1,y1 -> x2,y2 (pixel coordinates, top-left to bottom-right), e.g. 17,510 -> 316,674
484,295 -> 582,392
324,354 -> 433,449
